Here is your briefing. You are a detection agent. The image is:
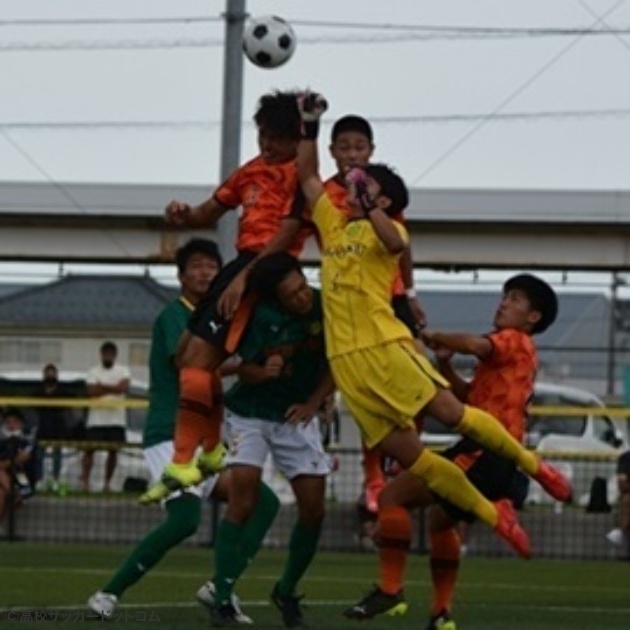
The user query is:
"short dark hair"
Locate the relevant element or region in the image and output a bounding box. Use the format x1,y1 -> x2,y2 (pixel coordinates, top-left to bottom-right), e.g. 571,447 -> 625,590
3,406 -> 24,423
100,341 -> 117,354
175,238 -> 222,273
503,274 -> 558,334
43,363 -> 57,373
247,252 -> 303,303
331,115 -> 374,144
253,90 -> 301,141
364,163 -> 409,216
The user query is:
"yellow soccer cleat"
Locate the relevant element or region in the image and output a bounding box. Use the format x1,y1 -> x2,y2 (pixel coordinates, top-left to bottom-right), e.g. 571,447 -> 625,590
138,462 -> 203,505
197,443 -> 227,478
343,586 -> 408,620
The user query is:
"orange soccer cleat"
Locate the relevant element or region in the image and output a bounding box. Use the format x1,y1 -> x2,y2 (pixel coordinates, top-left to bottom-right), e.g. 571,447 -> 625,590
493,499 -> 531,559
533,460 -> 572,503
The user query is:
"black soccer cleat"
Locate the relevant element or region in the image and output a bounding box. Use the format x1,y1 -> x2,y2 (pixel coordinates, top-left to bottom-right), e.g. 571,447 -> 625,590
210,601 -> 240,627
270,582 -> 307,628
343,585 -> 408,620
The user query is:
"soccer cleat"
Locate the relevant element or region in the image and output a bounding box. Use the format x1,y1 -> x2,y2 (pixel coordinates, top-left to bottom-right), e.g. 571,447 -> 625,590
197,443 -> 228,477
343,585 -> 408,620
606,528 -> 625,546
87,591 -> 118,620
426,609 -> 457,630
493,499 -> 531,559
533,460 -> 572,503
196,580 -> 253,625
138,462 -> 203,505
270,582 -> 307,628
365,479 -> 385,514
210,601 -> 241,627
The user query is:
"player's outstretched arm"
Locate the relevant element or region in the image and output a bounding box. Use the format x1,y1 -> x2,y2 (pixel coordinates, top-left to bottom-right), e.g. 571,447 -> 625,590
296,92 -> 326,208
164,196 -> 228,229
423,330 -> 493,360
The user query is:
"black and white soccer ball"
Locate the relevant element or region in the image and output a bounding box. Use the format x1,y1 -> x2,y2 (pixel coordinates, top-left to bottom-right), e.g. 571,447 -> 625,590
242,15 -> 296,69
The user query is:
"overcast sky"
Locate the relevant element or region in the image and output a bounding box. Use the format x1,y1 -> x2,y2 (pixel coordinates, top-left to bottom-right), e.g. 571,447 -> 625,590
1,0 -> 630,191
1,0 -> 629,290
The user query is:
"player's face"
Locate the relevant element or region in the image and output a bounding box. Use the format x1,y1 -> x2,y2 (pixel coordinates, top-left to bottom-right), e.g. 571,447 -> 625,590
257,127 -> 297,164
329,131 -> 373,175
276,271 -> 313,315
494,289 -> 541,331
180,253 -> 220,299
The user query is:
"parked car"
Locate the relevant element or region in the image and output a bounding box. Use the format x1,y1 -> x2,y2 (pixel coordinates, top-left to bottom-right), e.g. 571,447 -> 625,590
0,370 -> 150,492
420,381 -> 628,506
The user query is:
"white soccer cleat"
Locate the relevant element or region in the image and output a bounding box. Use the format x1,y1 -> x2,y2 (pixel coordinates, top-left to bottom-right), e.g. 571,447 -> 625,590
196,580 -> 253,625
606,527 -> 625,546
87,591 -> 118,620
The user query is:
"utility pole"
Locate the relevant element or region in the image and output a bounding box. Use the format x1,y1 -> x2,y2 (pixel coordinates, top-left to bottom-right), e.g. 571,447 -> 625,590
217,0 -> 247,262
607,272 -> 621,397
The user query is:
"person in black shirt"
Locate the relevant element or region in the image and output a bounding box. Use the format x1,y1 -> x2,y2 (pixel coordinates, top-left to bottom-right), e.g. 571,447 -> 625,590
33,364 -> 72,493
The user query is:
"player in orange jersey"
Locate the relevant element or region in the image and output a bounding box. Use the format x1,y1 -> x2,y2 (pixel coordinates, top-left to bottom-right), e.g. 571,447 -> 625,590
346,274 -> 559,627
324,115 -> 427,515
141,91 -> 309,503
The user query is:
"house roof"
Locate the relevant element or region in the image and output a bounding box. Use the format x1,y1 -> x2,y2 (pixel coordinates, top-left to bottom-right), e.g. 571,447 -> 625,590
0,275 -> 620,383
0,275 -> 178,331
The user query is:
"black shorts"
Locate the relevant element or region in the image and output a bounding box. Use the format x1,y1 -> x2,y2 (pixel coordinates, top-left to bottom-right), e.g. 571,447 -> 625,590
391,294 -> 421,338
187,251 -> 258,348
435,438 -> 530,523
84,426 -> 126,446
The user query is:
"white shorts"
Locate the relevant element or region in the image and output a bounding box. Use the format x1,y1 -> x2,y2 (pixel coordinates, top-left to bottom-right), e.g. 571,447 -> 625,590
143,441 -> 219,502
224,410 -> 330,481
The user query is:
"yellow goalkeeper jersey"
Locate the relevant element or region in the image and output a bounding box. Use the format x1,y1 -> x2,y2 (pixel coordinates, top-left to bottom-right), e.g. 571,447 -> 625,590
312,192 -> 412,359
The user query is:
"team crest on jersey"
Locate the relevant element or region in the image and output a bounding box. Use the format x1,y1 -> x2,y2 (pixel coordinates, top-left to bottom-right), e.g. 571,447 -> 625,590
309,321 -> 322,336
345,222 -> 362,237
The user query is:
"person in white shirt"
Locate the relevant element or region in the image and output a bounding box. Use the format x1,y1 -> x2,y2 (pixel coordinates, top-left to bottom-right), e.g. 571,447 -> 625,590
80,341 -> 131,492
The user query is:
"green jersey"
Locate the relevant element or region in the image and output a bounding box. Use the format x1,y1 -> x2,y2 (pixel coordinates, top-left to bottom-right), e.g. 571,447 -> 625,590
225,289 -> 327,422
142,297 -> 193,448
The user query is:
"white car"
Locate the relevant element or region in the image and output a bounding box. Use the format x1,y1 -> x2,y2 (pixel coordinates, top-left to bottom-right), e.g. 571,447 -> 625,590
421,382 -> 628,506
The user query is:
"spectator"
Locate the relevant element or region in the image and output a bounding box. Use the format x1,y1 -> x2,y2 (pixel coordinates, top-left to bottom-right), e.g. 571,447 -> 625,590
0,407 -> 35,531
80,342 -> 130,493
606,450 -> 630,547
33,363 -> 73,494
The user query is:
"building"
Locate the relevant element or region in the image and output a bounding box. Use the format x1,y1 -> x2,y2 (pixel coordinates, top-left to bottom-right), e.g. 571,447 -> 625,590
0,274 -> 626,397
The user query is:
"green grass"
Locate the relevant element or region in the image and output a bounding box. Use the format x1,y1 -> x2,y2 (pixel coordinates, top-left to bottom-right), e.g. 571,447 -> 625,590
0,543 -> 628,629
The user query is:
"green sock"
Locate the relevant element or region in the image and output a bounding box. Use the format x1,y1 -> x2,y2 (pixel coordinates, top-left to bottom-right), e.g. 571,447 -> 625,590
239,482 -> 280,571
103,494 -> 201,597
213,482 -> 280,603
276,521 -> 322,597
213,519 -> 246,604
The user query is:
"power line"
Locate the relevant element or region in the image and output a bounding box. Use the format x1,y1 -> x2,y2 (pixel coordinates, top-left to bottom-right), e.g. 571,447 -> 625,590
3,109 -> 630,132
4,27 -> 630,53
410,0 -> 629,185
0,17 -> 222,27
2,15 -> 630,36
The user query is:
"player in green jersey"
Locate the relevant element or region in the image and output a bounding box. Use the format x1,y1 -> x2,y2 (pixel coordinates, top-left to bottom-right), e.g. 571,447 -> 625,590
88,239 -> 280,624
210,252 -> 334,628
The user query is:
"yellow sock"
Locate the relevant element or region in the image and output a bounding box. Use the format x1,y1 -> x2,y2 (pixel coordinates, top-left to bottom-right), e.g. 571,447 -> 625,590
409,450 -> 497,527
458,405 -> 539,476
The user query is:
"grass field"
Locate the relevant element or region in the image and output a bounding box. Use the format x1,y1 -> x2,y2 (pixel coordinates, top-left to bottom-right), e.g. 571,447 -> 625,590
1,543 -> 628,629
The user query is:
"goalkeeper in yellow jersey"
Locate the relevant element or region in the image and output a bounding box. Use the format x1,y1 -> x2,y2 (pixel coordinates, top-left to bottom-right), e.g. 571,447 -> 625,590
294,91 -> 571,618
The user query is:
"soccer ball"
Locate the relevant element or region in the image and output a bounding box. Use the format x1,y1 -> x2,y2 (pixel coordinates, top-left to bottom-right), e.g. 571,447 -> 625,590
242,15 -> 296,69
